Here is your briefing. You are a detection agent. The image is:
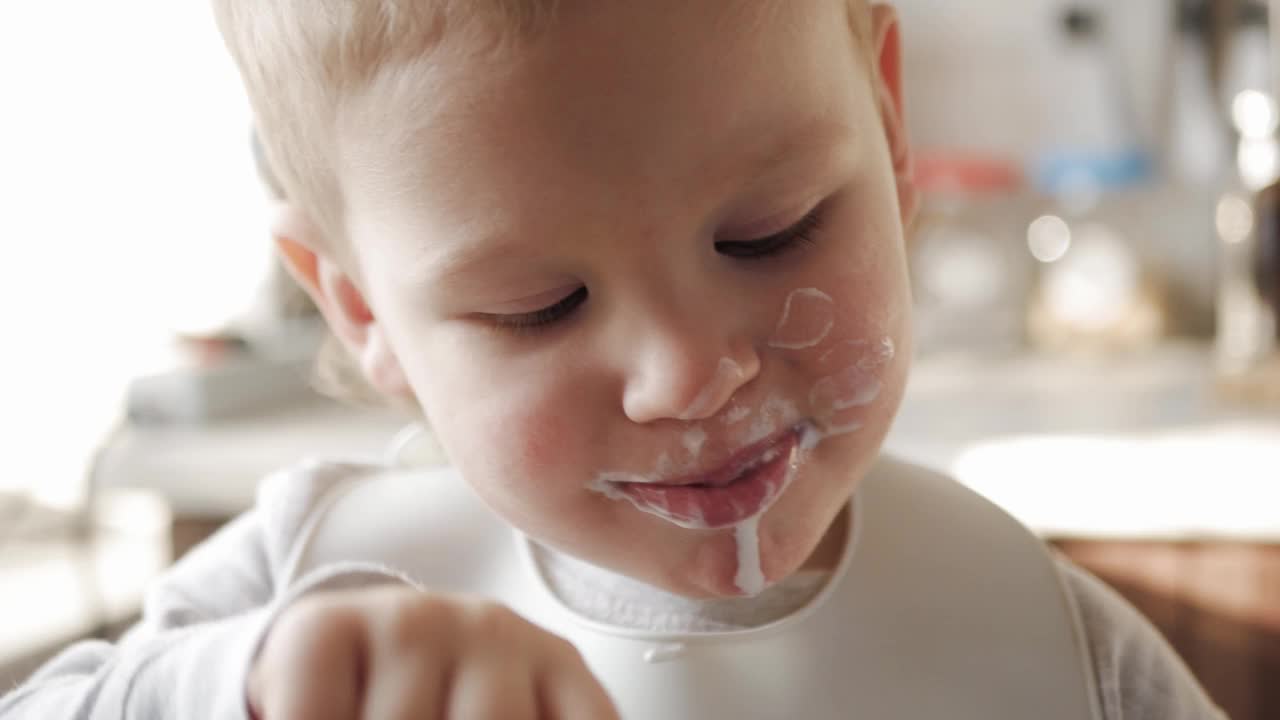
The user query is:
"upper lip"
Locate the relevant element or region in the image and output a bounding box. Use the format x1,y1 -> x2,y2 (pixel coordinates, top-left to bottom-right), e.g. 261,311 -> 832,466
614,425 -> 801,488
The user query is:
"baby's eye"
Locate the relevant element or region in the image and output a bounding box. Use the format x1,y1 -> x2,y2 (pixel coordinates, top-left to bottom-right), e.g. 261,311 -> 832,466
487,286 -> 588,332
715,204 -> 825,260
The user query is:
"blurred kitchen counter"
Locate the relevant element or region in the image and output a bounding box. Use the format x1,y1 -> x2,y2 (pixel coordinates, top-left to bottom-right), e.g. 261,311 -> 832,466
887,341 -> 1280,541
95,398 -> 409,522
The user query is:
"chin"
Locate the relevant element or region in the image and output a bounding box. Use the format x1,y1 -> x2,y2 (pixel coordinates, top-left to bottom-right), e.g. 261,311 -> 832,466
665,516 -> 817,600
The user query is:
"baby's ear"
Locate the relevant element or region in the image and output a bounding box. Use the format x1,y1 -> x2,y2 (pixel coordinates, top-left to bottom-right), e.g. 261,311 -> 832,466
869,4 -> 918,227
272,204 -> 414,400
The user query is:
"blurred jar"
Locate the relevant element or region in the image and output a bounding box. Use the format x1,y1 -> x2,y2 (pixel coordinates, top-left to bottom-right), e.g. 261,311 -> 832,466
909,153 -> 1036,357
1026,151 -> 1170,355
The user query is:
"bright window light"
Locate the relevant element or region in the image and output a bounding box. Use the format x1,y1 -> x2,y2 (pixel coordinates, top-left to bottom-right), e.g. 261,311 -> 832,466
1238,136 -> 1280,191
0,2 -> 271,501
1232,89 -> 1279,139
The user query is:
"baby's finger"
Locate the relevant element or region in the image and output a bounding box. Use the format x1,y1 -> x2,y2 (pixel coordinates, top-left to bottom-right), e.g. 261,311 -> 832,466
362,654 -> 451,720
445,654 -> 539,720
252,615 -> 364,720
257,677 -> 358,720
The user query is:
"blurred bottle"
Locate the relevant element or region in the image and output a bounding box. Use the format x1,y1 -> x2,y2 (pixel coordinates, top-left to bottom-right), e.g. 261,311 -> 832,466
1252,186 -> 1280,336
1050,6 -> 1144,165
1027,153 -> 1168,355
1166,0 -> 1235,187
1230,1 -> 1280,338
1213,1 -> 1280,405
909,153 -> 1034,357
1260,216 -> 1280,326
1223,1 -> 1279,191
1021,7 -> 1174,356
1215,187 -> 1279,404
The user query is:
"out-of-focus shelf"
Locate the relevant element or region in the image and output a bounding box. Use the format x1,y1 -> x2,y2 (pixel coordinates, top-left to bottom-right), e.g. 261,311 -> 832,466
95,397 -> 409,518
886,342 -> 1280,541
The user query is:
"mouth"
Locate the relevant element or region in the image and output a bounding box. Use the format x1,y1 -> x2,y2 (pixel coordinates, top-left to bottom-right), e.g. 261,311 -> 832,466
602,425 -> 807,529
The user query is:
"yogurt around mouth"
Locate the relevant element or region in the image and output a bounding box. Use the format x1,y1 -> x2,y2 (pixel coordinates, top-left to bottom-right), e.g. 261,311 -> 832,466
591,425 -> 807,531
587,286 -> 894,596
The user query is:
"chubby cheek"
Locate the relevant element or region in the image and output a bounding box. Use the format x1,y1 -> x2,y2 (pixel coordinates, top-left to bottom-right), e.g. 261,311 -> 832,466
422,359 -> 593,526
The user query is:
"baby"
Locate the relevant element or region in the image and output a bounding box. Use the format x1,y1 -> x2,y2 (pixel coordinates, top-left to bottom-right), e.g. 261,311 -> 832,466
1,2 -> 1226,718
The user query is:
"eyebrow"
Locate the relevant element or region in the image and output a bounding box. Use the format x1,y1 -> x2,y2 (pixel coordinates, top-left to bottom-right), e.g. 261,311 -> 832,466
723,118 -> 857,187
424,228 -> 538,289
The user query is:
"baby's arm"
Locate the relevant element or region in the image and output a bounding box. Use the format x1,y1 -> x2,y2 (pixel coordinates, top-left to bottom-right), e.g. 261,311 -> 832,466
0,460 -> 615,720
0,510 -> 283,718
1056,558 -> 1228,720
0,461 -> 404,719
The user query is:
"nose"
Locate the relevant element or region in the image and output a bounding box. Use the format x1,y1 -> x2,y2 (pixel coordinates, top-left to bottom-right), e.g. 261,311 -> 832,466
621,315 -> 761,424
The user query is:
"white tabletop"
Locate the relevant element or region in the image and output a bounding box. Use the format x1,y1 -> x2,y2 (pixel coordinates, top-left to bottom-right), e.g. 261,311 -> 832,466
886,343 -> 1280,541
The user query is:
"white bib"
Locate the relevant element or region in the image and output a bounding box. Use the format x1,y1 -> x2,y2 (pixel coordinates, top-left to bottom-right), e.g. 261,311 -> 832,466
281,456 -> 1102,720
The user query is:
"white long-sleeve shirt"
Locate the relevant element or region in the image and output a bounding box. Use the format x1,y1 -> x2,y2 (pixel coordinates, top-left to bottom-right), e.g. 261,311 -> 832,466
0,458 -> 1226,719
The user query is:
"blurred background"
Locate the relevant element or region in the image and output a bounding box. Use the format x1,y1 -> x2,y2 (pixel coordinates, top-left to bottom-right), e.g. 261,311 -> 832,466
1,1 -> 1277,717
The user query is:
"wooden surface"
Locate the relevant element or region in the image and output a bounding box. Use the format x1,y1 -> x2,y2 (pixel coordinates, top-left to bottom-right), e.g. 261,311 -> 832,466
1054,540 -> 1280,720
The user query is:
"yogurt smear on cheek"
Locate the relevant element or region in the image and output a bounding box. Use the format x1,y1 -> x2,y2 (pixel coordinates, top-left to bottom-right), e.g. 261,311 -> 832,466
769,288 -> 835,350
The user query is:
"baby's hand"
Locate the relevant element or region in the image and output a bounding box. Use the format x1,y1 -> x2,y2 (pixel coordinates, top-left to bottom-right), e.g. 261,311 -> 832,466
247,585 -> 619,720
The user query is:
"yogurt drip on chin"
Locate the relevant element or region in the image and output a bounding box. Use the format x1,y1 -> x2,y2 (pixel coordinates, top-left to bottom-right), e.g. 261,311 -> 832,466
734,516 -> 766,596
729,435 -> 809,595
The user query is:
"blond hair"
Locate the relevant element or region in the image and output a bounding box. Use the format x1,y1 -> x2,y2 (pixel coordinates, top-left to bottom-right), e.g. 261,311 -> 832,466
216,0 -> 871,248
219,0 -> 873,404
216,1 -> 564,258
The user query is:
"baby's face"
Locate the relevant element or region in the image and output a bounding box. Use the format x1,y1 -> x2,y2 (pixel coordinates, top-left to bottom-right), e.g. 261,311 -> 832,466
340,1 -> 913,598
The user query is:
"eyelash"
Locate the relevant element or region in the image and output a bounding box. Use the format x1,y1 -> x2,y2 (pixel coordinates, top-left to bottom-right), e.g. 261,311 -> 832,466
714,204 -> 826,259
489,204 -> 827,333
490,286 -> 590,333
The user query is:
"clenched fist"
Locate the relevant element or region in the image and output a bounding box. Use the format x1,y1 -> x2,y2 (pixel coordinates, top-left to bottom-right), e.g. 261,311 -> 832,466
247,586 -> 619,720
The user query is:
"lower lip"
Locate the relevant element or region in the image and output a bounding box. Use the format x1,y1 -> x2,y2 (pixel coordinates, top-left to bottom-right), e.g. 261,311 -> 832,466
614,430 -> 801,529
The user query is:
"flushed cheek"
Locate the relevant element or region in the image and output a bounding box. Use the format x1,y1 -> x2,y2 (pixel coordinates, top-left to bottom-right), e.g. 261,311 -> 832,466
431,380 -> 580,504
511,410 -> 577,479
435,348 -> 584,469
456,405 -> 603,541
